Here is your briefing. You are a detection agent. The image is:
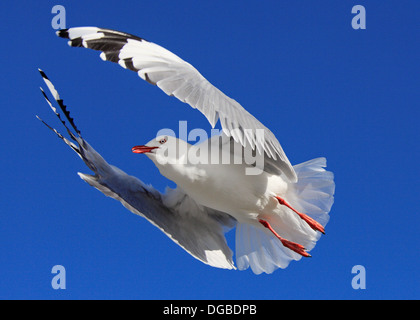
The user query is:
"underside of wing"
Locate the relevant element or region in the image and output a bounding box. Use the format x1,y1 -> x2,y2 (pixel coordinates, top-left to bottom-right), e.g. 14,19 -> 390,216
57,27 -> 297,182
78,168 -> 236,270
37,69 -> 236,270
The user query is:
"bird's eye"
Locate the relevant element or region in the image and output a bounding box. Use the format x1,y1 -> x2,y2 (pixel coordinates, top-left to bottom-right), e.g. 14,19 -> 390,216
159,138 -> 167,144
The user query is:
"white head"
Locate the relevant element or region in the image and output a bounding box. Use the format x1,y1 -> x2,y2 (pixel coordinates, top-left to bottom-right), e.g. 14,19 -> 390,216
132,135 -> 210,191
132,135 -> 190,169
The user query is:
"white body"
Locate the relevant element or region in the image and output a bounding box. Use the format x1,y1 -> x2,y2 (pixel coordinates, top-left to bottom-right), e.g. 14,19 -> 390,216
40,27 -> 336,275
144,135 -> 332,274
156,152 -> 287,223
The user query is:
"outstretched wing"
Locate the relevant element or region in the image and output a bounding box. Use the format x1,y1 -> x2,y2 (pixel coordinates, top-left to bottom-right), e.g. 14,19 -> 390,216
37,69 -> 236,270
57,27 -> 297,182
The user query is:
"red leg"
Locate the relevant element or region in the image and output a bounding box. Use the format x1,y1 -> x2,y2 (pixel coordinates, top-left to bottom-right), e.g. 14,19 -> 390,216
275,196 -> 325,234
259,219 -> 311,257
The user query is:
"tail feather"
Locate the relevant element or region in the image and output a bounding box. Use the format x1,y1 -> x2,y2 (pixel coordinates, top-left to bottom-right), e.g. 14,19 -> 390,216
235,157 -> 335,274
286,157 -> 335,227
236,223 -> 300,274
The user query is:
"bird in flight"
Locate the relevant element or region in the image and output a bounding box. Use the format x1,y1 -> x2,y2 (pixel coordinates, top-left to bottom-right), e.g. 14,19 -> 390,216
38,27 -> 335,274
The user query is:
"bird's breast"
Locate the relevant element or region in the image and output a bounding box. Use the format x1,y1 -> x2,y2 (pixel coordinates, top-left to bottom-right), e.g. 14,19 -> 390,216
163,162 -> 288,221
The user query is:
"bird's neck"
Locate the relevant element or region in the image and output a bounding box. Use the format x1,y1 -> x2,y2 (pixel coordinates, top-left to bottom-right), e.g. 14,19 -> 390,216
150,141 -> 206,185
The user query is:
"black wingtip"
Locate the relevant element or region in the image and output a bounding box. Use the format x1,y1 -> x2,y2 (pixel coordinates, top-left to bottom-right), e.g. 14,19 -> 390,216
56,28 -> 69,38
39,86 -> 49,101
38,68 -> 49,80
38,69 -> 82,138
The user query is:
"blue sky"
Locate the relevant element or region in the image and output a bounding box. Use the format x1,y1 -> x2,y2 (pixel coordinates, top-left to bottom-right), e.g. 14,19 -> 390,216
1,0 -> 419,299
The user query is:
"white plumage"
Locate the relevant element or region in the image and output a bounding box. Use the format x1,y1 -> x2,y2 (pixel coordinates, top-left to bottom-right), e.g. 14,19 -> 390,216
37,27 -> 335,274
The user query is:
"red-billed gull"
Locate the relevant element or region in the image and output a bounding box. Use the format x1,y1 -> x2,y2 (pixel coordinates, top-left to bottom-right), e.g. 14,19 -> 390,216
37,27 -> 335,274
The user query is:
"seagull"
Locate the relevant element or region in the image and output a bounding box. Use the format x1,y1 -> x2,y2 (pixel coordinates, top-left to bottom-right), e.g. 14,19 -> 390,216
37,27 -> 335,274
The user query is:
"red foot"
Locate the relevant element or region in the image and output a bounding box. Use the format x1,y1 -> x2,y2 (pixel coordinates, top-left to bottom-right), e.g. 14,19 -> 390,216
275,196 -> 325,234
259,219 -> 311,257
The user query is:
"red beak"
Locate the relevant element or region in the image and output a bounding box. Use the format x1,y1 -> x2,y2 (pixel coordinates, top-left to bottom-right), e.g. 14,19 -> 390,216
131,145 -> 159,154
